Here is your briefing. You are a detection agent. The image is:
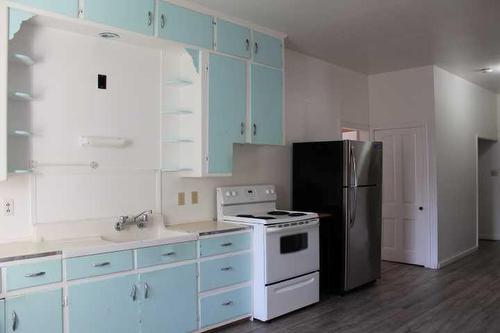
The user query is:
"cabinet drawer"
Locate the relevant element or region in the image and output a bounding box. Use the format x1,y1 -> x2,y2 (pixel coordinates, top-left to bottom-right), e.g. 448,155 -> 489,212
6,259 -> 62,291
200,286 -> 251,328
137,241 -> 196,268
199,233 -> 251,257
66,250 -> 133,280
200,253 -> 251,291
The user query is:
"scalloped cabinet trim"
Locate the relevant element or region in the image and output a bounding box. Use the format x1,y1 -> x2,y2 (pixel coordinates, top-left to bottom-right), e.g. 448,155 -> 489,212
9,8 -> 34,40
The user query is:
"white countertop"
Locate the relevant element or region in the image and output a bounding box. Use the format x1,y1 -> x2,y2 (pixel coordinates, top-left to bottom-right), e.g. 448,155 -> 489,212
0,221 -> 249,263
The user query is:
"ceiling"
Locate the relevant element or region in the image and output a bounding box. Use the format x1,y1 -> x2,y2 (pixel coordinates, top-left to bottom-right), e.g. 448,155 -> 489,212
189,0 -> 500,93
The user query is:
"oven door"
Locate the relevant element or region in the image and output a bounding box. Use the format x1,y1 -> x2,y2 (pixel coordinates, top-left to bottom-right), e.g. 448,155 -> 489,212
265,219 -> 320,285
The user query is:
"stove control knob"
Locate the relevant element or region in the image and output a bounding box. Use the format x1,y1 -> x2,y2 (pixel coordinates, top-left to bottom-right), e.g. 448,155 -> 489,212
231,191 -> 237,196
270,189 -> 275,194
225,191 -> 231,197
265,190 -> 270,194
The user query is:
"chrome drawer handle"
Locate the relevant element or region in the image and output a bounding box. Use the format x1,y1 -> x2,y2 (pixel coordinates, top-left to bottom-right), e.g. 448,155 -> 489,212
93,262 -> 110,267
12,311 -> 18,331
220,242 -> 233,247
254,42 -> 259,54
220,266 -> 233,271
245,38 -> 250,51
162,252 -> 176,257
241,122 -> 245,136
130,284 -> 137,301
24,271 -> 45,278
253,124 -> 257,136
144,282 -> 150,299
222,301 -> 233,306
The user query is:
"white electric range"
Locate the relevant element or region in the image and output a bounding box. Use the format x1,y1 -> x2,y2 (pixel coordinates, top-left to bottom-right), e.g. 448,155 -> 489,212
217,185 -> 320,321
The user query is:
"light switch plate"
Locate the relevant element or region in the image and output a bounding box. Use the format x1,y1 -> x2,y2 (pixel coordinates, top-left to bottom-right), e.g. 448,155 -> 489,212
191,191 -> 199,204
177,192 -> 185,206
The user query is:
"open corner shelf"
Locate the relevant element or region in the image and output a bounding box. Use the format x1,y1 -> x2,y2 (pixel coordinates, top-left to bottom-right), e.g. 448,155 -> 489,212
9,53 -> 35,66
9,169 -> 33,175
9,92 -> 33,102
164,78 -> 194,87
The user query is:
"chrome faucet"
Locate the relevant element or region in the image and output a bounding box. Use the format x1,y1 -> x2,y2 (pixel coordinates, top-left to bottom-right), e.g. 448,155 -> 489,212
115,210 -> 153,231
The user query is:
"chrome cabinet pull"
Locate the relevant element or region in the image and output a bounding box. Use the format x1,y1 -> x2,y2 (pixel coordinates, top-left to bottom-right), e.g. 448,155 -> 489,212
130,284 -> 137,301
93,262 -> 110,267
147,11 -> 153,26
24,271 -> 45,278
222,301 -> 233,306
12,311 -> 18,331
144,282 -> 150,299
245,39 -> 250,51
220,266 -> 233,271
220,242 -> 233,247
162,252 -> 176,257
254,42 -> 258,54
241,122 -> 245,136
253,124 -> 257,136
160,14 -> 166,29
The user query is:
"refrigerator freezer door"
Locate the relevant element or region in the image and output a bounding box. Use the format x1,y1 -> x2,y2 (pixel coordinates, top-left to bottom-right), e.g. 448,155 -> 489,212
344,185 -> 382,291
344,141 -> 382,187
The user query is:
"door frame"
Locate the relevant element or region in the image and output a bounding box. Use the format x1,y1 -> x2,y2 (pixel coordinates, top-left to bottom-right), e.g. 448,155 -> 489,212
372,123 -> 437,269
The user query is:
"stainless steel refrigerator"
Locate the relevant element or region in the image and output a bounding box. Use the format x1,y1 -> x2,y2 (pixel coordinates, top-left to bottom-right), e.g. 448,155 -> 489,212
293,140 -> 382,294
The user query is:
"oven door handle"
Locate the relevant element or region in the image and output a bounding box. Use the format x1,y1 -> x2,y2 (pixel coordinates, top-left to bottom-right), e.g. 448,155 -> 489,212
265,219 -> 319,233
274,277 -> 316,294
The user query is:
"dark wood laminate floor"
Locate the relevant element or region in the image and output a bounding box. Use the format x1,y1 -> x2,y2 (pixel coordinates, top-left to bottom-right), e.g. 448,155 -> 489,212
218,241 -> 500,333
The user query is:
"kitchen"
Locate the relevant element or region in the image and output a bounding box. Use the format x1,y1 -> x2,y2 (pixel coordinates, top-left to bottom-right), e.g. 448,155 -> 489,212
1,0 -> 500,332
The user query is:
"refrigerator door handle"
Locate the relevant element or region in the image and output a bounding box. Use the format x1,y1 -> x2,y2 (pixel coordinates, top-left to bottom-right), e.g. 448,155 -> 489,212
350,187 -> 357,228
351,145 -> 358,187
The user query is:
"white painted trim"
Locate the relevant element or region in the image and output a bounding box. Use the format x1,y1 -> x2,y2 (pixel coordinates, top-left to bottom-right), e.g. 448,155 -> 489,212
438,245 -> 478,269
0,2 -> 7,181
479,234 -> 500,241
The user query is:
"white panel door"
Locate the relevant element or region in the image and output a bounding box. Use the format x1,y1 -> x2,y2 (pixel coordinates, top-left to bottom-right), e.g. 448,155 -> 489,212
374,127 -> 427,265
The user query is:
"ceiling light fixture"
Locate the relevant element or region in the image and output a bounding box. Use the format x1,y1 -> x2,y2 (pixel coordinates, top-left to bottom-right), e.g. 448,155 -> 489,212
98,32 -> 120,39
479,67 -> 494,74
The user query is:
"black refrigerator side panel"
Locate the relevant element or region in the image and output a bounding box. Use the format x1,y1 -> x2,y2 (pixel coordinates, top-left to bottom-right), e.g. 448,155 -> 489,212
292,141 -> 345,294
292,141 -> 344,213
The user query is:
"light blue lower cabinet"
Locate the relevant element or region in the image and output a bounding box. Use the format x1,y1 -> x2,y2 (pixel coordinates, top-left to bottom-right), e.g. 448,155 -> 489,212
200,286 -> 251,328
5,289 -> 62,333
139,264 -> 198,333
200,253 -> 251,292
0,299 -> 5,333
68,274 -> 139,333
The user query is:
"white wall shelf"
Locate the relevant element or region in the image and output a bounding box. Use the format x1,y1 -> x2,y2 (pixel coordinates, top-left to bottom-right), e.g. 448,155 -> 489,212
8,91 -> 33,101
164,78 -> 194,87
9,169 -> 33,175
162,139 -> 194,143
162,109 -> 194,115
161,168 -> 193,172
9,130 -> 32,137
9,53 -> 35,66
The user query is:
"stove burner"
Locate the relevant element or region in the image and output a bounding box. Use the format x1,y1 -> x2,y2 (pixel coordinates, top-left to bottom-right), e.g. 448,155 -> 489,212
289,213 -> 307,217
237,214 -> 277,220
267,211 -> 289,216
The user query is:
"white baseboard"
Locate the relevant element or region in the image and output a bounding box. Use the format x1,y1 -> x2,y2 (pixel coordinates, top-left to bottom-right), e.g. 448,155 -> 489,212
479,234 -> 500,241
438,246 -> 478,269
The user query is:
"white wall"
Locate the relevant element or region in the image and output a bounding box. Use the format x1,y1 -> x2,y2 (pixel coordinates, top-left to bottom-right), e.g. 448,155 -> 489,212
0,45 -> 370,239
433,67 -> 498,262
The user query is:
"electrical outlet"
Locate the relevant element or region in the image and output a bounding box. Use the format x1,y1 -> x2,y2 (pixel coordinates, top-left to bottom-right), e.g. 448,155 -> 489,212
3,199 -> 14,216
191,191 -> 199,204
178,192 -> 185,206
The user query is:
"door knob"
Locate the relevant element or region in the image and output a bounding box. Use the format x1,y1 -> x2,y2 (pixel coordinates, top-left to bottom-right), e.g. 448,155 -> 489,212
418,207 -> 424,211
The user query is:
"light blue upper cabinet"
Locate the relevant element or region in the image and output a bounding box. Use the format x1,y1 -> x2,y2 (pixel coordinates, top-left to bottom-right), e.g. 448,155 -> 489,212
253,31 -> 283,69
251,64 -> 283,145
216,20 -> 251,58
10,0 -> 78,17
83,0 -> 155,36
0,300 -> 5,333
5,289 -> 62,333
139,264 -> 198,333
208,53 -> 247,174
157,1 -> 214,49
68,274 -> 139,333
